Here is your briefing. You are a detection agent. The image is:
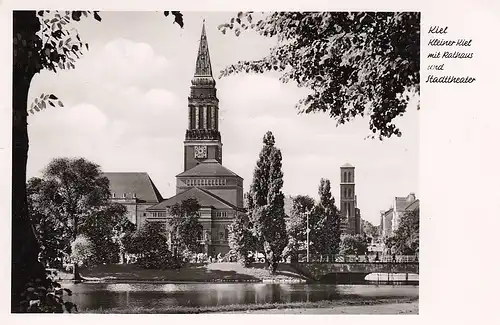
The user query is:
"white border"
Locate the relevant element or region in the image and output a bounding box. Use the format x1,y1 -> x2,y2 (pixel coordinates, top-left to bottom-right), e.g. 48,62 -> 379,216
1,0 -> 500,324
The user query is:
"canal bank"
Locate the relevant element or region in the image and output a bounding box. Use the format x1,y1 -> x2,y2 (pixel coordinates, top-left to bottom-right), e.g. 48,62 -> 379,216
225,301 -> 419,314
77,263 -> 418,285
83,297 -> 418,314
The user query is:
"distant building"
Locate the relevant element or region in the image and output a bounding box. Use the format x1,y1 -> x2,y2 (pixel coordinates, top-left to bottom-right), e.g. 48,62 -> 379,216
103,172 -> 163,227
380,193 -> 419,238
339,163 -> 362,235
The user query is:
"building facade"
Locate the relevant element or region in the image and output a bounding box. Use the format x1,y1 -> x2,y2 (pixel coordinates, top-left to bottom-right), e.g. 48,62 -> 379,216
380,193 -> 419,238
339,163 -> 362,235
103,172 -> 163,228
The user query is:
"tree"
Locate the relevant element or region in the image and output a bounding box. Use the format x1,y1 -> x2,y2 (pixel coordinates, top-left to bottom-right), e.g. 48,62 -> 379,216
362,219 -> 379,242
312,179 -> 341,256
124,222 -> 177,269
248,131 -> 288,273
219,12 -> 420,139
12,10 -> 183,311
27,177 -> 69,268
227,214 -> 257,267
79,203 -> 134,265
70,235 -> 95,268
168,198 -> 203,257
388,207 -> 419,255
284,195 -> 315,261
340,234 -> 369,256
27,157 -> 129,280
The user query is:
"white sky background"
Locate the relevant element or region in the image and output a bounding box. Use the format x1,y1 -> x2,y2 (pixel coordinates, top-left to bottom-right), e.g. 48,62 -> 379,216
26,11 -> 419,225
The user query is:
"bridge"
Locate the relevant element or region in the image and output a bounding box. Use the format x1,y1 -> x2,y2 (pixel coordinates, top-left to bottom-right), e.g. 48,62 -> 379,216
290,261 -> 419,283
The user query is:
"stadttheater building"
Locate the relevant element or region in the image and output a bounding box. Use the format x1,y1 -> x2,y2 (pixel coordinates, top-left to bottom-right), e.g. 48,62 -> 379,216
105,23 -> 244,256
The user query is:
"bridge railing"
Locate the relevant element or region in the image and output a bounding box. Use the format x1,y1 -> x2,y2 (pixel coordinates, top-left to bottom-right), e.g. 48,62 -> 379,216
296,254 -> 418,263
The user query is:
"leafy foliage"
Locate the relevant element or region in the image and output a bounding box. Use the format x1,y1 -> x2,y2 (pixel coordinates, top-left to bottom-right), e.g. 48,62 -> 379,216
70,235 -> 95,267
27,157 -> 129,270
79,203 -> 134,265
19,275 -> 77,313
340,234 -> 369,255
27,177 -> 69,267
285,179 -> 342,258
284,195 -> 315,259
362,219 -> 380,241
219,12 -> 420,139
163,11 -> 185,28
168,198 -> 203,255
312,179 -> 342,255
386,207 -> 419,255
227,214 -> 258,267
123,221 -> 179,269
248,131 -> 288,273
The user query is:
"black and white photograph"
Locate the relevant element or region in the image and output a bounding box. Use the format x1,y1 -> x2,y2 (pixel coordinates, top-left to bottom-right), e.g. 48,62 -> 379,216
10,10 -> 421,314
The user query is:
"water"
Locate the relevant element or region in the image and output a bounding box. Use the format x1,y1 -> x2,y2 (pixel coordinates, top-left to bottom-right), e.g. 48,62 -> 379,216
66,282 -> 419,312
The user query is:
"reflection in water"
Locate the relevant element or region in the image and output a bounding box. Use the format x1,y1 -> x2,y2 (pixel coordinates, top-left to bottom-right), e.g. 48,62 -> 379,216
67,283 -> 418,312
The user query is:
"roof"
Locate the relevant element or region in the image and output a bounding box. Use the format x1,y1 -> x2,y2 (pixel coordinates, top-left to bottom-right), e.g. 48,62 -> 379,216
102,172 -> 163,203
176,160 -> 242,178
194,21 -> 213,77
341,163 -> 354,168
146,187 -> 243,211
405,199 -> 420,212
395,193 -> 418,212
383,208 -> 393,217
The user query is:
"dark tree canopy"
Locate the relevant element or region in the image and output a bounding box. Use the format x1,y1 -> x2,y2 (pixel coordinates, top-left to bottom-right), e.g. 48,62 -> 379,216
248,131 -> 288,273
27,157 -> 131,268
312,178 -> 342,255
386,207 -> 419,255
227,214 -> 257,267
219,12 -> 420,139
168,198 -> 203,255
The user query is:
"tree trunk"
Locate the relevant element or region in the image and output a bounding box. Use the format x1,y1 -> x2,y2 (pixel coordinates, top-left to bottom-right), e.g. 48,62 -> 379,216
11,11 -> 45,312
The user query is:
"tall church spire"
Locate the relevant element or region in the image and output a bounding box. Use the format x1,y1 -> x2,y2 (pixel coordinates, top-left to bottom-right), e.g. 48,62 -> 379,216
185,19 -> 222,172
194,20 -> 213,77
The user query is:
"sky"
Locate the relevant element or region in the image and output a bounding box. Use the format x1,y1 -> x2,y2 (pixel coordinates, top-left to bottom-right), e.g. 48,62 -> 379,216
26,11 -> 419,225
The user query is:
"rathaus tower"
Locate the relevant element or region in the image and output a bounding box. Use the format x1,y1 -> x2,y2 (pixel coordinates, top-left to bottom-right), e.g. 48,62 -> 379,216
184,22 -> 222,171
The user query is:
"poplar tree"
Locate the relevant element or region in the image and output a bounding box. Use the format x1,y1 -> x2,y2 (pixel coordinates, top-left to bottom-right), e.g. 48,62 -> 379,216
313,178 -> 342,256
248,131 -> 288,273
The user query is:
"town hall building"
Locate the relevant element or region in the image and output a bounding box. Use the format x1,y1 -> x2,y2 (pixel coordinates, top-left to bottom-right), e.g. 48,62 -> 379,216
105,23 -> 244,256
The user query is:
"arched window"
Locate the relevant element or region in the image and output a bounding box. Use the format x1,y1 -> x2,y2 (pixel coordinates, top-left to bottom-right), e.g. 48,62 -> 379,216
348,188 -> 352,198
349,172 -> 352,183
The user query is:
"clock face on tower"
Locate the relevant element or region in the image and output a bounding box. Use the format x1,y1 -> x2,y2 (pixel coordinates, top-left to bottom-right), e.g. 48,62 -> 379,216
194,145 -> 207,159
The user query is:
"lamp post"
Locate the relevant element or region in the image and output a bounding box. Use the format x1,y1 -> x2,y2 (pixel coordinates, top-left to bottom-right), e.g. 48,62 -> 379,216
306,211 -> 310,263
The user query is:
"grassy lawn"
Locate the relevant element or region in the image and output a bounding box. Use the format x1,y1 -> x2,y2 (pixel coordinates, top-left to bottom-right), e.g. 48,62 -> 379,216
79,262 -> 308,282
84,297 -> 418,314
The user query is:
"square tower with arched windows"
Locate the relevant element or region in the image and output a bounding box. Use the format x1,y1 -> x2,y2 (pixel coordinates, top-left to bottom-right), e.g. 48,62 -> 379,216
340,163 -> 361,235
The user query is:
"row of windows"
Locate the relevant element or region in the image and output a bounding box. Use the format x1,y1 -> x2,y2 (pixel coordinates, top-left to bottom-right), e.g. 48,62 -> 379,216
148,211 -> 229,218
343,188 -> 353,198
151,212 -> 167,218
343,171 -> 354,183
112,193 -> 137,198
144,222 -> 229,242
185,178 -> 227,186
189,105 -> 218,130
343,202 -> 352,216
